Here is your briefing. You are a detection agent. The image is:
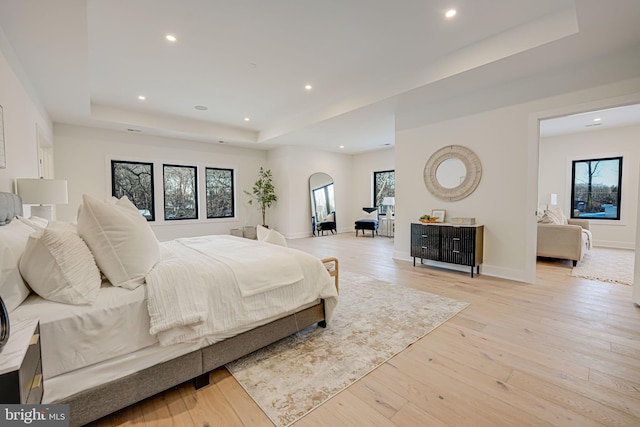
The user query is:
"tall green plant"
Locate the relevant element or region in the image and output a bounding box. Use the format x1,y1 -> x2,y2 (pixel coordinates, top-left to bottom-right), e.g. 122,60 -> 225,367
244,167 -> 278,226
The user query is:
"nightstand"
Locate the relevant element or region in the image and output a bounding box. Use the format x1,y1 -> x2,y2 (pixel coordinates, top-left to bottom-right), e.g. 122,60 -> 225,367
0,318 -> 43,403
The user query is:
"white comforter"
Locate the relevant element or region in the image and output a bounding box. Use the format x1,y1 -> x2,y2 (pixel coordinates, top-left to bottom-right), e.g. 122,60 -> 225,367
146,235 -> 338,346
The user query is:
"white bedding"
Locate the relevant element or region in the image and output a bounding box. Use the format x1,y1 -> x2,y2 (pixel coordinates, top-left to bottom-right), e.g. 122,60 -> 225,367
12,281 -> 156,380
12,234 -> 338,394
148,235 -> 338,346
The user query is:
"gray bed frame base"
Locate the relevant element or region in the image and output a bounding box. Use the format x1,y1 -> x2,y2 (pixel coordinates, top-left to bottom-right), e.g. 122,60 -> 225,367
59,302 -> 326,426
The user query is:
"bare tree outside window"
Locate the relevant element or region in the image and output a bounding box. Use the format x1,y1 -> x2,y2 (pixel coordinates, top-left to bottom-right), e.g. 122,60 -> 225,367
374,170 -> 395,213
163,164 -> 198,220
571,156 -> 622,220
111,160 -> 155,221
206,167 -> 234,218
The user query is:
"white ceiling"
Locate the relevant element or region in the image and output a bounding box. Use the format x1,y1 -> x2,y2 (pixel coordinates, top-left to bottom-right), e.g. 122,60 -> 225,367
0,0 -> 639,153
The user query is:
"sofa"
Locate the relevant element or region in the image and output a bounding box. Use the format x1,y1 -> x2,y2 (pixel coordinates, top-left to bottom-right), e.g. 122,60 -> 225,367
537,217 -> 591,266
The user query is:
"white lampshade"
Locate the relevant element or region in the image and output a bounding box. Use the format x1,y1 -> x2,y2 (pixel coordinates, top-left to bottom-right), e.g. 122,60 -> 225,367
17,178 -> 68,205
382,197 -> 395,206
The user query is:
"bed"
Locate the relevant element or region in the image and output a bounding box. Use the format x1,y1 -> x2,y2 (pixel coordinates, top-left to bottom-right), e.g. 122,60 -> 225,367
0,192 -> 339,426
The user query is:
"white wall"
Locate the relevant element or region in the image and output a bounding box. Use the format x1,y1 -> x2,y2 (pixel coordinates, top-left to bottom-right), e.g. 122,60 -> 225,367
267,146 -> 354,238
350,147 -> 395,213
54,124 -> 267,241
395,78 -> 640,283
539,125 -> 640,249
0,31 -> 52,193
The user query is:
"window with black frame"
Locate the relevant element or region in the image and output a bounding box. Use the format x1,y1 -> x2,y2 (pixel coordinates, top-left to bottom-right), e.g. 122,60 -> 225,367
111,160 -> 155,221
570,156 -> 622,220
374,170 -> 395,214
163,164 -> 198,220
205,167 -> 234,218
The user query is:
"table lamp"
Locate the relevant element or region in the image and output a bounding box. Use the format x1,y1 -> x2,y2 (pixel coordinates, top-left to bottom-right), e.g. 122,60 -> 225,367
16,178 -> 68,220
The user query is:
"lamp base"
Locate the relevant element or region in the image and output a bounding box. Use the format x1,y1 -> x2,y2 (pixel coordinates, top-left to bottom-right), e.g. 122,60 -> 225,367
30,205 -> 53,220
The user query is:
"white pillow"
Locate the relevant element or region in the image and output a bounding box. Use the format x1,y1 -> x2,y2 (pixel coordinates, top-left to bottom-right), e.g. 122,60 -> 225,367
0,220 -> 35,312
17,216 -> 49,230
77,194 -> 160,289
256,225 -> 288,247
19,221 -> 101,305
361,210 -> 378,220
326,212 -> 335,222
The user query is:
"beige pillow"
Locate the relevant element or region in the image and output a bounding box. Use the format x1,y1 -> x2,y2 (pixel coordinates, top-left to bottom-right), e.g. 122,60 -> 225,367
77,194 -> 160,289
541,207 -> 567,225
0,220 -> 35,312
19,222 -> 101,305
256,225 -> 288,247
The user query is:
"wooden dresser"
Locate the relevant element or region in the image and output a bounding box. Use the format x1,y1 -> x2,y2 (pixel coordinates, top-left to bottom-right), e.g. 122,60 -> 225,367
411,222 -> 484,277
0,318 -> 43,404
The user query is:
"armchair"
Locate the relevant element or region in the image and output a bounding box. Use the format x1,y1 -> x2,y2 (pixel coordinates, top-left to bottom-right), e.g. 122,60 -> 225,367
317,211 -> 336,236
537,218 -> 591,266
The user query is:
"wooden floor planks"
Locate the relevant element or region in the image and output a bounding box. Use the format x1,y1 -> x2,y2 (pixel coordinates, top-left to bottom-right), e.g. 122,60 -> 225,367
90,233 -> 640,426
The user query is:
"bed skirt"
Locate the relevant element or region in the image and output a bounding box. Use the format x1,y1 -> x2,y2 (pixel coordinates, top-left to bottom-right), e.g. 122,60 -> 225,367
57,301 -> 327,426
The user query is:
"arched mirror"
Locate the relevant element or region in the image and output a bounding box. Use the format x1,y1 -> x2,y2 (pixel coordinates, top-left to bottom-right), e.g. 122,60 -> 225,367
424,145 -> 482,201
309,172 -> 336,236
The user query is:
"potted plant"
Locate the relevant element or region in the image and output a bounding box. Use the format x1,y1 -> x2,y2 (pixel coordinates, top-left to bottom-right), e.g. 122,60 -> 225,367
244,167 -> 278,227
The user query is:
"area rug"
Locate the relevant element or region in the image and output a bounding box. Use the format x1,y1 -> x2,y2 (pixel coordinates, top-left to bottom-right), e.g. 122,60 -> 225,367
571,247 -> 635,285
225,271 -> 469,427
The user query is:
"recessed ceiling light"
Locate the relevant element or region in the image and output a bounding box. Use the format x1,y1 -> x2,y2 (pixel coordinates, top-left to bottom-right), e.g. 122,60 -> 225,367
244,117 -> 250,122
194,105 -> 208,111
445,9 -> 457,18
339,145 -> 345,149
166,34 -> 177,42
138,95 -> 146,100
305,84 -> 312,90
593,117 -> 602,122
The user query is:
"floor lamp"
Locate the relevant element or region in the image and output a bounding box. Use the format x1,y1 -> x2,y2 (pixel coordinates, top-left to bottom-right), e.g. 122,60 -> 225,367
16,178 -> 68,220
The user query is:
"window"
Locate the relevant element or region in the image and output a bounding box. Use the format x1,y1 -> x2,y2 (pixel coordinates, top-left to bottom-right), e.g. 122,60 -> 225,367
163,164 -> 198,220
205,167 -> 234,218
571,157 -> 622,220
374,170 -> 395,214
111,160 -> 155,221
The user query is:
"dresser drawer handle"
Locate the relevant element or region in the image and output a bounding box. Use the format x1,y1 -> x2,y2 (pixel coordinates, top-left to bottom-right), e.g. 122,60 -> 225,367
29,333 -> 40,346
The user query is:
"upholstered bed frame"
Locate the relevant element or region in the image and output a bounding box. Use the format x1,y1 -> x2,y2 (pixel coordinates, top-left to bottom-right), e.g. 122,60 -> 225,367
0,192 -> 332,426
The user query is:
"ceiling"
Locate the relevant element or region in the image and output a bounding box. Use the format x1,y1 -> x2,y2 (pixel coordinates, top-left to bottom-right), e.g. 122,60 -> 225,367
0,0 -> 639,153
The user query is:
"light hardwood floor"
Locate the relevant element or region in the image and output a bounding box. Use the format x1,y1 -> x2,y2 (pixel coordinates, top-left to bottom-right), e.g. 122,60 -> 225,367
93,233 -> 640,426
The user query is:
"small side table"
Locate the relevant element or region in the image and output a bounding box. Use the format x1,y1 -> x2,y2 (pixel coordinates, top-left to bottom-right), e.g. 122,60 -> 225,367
0,318 -> 43,404
379,217 -> 395,237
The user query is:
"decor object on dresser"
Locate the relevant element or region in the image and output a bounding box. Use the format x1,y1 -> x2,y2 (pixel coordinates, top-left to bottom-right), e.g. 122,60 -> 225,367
244,166 -> 277,227
537,206 -> 591,266
16,178 -> 68,220
354,207 -> 378,237
431,209 -> 446,223
411,222 -> 484,277
423,145 -> 482,201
